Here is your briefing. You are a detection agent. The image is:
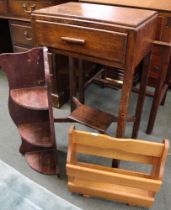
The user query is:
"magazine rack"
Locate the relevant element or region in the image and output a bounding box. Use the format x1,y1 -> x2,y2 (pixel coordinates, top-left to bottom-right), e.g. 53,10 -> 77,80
67,126 -> 169,208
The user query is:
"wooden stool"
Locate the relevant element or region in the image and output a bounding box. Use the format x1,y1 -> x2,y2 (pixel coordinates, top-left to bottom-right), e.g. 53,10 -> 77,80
66,126 -> 169,208
0,47 -> 59,175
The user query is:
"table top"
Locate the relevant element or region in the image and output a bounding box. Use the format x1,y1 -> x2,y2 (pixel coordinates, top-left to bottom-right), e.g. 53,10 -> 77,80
80,0 -> 171,13
33,2 -> 157,28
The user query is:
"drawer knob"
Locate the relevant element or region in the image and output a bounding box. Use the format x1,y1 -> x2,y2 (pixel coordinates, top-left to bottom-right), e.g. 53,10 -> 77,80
61,37 -> 85,45
22,3 -> 36,14
24,31 -> 32,41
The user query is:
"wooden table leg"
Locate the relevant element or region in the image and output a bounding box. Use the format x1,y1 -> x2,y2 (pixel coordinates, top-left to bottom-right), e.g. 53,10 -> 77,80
78,59 -> 85,104
146,46 -> 171,134
112,61 -> 135,167
69,56 -> 77,111
132,54 -> 151,138
161,59 -> 171,105
116,67 -> 135,138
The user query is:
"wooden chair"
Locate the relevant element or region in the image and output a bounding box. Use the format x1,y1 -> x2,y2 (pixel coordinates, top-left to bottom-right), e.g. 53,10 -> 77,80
0,47 -> 59,175
67,126 -> 169,208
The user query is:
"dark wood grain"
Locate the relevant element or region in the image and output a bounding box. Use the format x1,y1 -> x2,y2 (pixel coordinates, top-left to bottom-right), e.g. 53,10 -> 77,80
0,47 -> 59,175
18,122 -> 53,147
0,1 -> 7,14
25,149 -> 59,175
7,0 -> 63,19
68,102 -> 116,133
9,20 -> 33,47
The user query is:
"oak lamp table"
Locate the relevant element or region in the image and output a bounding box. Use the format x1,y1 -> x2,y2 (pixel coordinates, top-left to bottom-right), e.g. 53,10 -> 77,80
31,2 -> 157,138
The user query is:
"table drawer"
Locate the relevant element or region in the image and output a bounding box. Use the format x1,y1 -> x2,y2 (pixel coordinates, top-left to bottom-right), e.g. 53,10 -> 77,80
0,0 -> 7,14
10,21 -> 33,47
8,0 -> 57,19
34,21 -> 127,65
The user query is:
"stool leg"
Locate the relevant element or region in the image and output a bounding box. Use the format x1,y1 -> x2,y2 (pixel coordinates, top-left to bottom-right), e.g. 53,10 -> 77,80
69,57 -> 77,111
132,54 -> 151,138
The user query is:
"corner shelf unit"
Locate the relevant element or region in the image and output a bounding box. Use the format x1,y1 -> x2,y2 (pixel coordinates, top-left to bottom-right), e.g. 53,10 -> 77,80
0,47 -> 59,175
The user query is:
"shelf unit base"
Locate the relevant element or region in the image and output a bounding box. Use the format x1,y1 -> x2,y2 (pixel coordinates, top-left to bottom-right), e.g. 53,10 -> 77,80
25,149 -> 59,175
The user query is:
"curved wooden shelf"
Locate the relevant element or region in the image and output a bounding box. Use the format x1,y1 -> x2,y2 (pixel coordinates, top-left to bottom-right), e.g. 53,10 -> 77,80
18,122 -> 53,147
10,87 -> 48,110
25,150 -> 59,175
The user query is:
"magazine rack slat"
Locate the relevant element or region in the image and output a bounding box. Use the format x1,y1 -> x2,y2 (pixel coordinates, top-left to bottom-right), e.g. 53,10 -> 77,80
66,126 -> 169,208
